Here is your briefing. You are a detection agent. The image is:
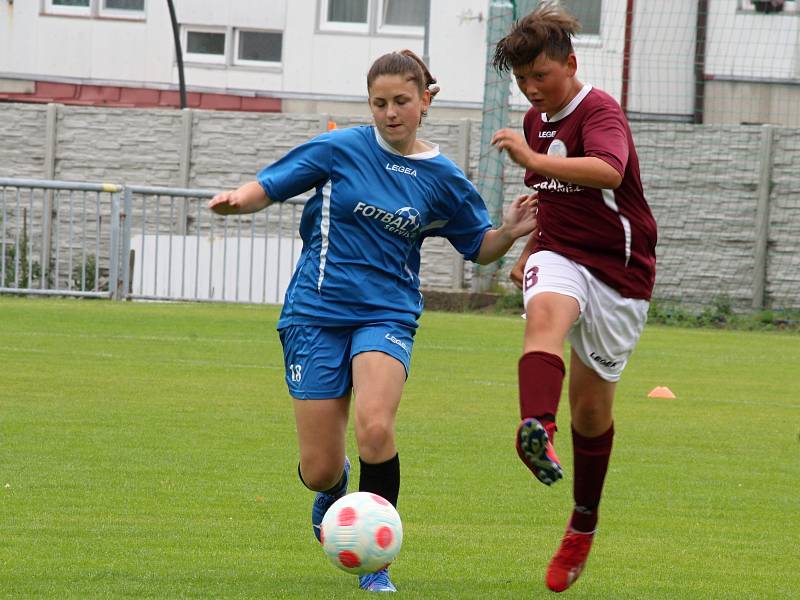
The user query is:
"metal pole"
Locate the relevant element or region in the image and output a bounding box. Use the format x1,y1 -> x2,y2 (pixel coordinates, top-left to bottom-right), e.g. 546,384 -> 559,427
422,0 -> 431,67
472,1 -> 513,292
167,0 -> 187,109
42,103 -> 58,288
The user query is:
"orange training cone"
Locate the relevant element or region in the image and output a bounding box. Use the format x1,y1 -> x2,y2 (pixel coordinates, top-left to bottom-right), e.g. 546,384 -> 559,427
327,120 -> 338,131
648,386 -> 676,399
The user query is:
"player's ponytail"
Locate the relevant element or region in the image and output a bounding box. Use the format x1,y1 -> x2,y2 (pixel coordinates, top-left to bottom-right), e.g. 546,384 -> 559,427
367,50 -> 440,104
399,49 -> 441,102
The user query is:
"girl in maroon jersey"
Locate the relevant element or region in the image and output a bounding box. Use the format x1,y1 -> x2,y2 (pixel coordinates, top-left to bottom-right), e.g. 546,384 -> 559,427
490,3 -> 657,593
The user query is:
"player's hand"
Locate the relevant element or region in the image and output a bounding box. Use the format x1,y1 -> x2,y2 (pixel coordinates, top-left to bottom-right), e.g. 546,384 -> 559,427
491,128 -> 536,170
208,190 -> 242,215
503,192 -> 538,239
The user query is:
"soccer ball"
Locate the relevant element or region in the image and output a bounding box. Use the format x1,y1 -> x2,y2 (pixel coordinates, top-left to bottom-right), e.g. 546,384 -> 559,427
320,492 -> 403,575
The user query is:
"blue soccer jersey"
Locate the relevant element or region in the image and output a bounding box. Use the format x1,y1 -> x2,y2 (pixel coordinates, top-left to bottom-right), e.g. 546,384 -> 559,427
258,125 -> 492,330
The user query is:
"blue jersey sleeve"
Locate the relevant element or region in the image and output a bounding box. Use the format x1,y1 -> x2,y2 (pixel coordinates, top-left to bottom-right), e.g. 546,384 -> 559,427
436,179 -> 492,262
257,132 -> 334,202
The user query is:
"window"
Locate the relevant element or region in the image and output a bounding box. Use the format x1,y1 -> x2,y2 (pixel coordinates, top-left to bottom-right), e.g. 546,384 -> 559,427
738,0 -> 798,14
559,0 -> 602,36
319,0 -> 427,36
99,0 -> 145,17
45,0 -> 91,15
382,0 -> 426,27
378,0 -> 426,34
235,30 -> 282,65
328,0 -> 369,23
44,0 -> 145,19
103,0 -> 145,10
182,27 -> 283,68
321,0 -> 370,32
184,29 -> 227,64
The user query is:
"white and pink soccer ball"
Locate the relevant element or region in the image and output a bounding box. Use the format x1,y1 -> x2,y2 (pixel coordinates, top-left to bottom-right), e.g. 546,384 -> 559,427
320,491 -> 403,575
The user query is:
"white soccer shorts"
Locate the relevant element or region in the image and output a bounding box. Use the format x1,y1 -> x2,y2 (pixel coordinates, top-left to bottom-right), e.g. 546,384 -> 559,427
521,250 -> 649,382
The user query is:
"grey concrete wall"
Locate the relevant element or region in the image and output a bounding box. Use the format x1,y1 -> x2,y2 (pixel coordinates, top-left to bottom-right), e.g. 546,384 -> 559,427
1,102 -> 798,309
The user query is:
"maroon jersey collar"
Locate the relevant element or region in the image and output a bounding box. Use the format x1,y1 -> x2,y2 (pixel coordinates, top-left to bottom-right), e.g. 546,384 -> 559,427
541,84 -> 594,124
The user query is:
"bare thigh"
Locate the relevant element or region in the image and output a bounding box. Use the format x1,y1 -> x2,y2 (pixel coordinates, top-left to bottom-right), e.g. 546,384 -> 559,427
352,351 -> 406,464
524,291 -> 581,357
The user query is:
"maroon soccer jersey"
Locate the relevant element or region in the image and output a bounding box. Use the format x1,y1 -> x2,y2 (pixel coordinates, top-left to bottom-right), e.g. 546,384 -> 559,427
522,85 -> 657,300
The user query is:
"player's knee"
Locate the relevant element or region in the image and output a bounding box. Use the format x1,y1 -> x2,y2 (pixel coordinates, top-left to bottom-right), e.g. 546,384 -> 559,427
571,398 -> 612,435
298,460 -> 342,492
355,420 -> 394,458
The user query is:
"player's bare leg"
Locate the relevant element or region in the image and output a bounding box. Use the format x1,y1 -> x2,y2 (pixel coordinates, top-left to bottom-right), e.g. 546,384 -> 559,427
294,395 -> 351,542
545,353 -> 615,592
352,351 -> 405,592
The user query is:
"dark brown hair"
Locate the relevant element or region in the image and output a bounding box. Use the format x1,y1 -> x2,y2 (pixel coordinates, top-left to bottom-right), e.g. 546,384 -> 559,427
492,1 -> 581,72
367,49 -> 440,102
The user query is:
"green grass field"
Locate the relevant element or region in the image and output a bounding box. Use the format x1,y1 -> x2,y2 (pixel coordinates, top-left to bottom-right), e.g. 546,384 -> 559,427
1,296 -> 798,599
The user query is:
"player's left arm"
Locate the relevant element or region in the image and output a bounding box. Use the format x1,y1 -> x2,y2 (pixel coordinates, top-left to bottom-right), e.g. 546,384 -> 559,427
476,193 -> 538,265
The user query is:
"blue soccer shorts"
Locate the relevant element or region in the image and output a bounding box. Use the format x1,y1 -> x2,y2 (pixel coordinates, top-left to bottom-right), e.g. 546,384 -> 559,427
278,322 -> 416,399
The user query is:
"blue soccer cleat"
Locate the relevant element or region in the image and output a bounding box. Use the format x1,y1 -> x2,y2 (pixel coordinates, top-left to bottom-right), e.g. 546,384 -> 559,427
516,417 -> 563,486
311,456 -> 351,542
358,568 -> 396,592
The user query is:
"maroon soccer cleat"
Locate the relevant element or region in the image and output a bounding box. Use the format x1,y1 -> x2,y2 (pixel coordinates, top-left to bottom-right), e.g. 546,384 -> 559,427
545,529 -> 595,592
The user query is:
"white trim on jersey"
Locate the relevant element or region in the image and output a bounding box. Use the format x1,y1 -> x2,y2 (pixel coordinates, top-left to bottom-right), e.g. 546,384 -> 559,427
601,188 -> 632,266
542,84 -> 594,123
317,181 -> 332,292
373,127 -> 440,160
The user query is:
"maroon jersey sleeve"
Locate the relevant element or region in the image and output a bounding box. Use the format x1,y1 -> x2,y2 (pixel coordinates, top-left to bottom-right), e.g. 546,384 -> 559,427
582,100 -> 628,178
521,87 -> 657,300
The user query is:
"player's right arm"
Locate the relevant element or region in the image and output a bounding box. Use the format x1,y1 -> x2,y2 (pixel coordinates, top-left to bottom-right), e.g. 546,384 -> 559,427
208,181 -> 273,215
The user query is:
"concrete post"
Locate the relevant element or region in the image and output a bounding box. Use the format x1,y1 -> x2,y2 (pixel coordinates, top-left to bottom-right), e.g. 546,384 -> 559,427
752,124 -> 774,310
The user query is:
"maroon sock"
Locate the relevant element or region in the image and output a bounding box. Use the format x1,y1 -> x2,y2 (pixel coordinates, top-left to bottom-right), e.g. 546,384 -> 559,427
518,351 -> 565,423
570,424 -> 614,533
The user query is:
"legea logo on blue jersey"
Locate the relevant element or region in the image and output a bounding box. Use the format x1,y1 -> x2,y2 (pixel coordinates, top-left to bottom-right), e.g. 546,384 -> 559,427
354,202 -> 421,238
385,162 -> 417,176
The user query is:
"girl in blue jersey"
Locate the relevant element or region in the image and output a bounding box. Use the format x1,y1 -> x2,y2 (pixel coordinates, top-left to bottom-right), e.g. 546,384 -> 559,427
209,50 -> 536,593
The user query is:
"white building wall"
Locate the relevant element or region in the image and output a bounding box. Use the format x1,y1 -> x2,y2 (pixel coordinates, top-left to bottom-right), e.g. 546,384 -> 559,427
426,0 -> 488,105
627,0 -> 696,118
706,0 -> 800,80
1,1 -> 799,119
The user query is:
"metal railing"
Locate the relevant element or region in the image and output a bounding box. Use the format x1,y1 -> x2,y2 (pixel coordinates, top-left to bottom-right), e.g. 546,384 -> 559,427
0,178 -> 122,299
0,178 -> 306,303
